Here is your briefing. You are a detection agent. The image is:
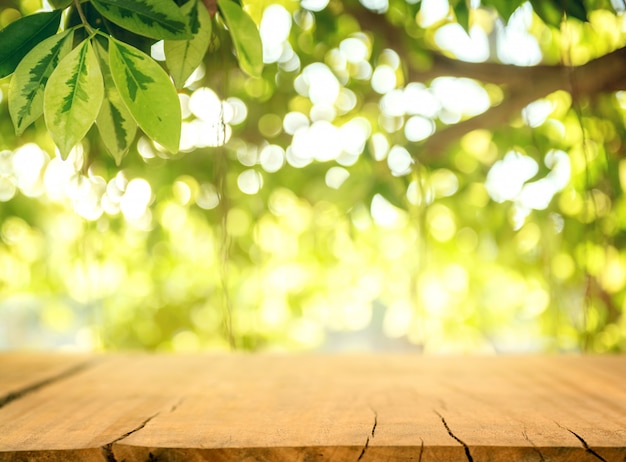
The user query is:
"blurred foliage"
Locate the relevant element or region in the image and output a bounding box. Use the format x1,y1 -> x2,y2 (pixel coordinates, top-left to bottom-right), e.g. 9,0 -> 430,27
2,0 -> 626,353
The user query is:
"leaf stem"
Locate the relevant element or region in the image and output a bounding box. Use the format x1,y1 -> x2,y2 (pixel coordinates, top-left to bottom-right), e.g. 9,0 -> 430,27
73,0 -> 94,35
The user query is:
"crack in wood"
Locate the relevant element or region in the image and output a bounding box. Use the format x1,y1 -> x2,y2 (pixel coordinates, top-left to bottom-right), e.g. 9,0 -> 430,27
522,430 -> 546,462
101,445 -> 118,462
101,412 -> 160,462
357,436 -> 370,461
562,426 -> 608,462
357,410 -> 377,461
0,359 -> 96,409
168,396 -> 186,414
435,411 -> 474,462
417,438 -> 424,462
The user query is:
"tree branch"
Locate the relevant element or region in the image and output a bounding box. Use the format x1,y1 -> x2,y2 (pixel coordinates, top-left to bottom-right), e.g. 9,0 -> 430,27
414,54 -> 556,86
344,1 -> 626,159
421,47 -> 626,158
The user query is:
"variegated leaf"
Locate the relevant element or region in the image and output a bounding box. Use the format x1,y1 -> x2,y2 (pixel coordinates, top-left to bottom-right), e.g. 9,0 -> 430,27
218,0 -> 263,78
43,40 -> 104,159
91,0 -> 192,40
0,10 -> 62,79
94,40 -> 138,165
164,0 -> 212,89
9,29 -> 74,136
108,37 -> 181,153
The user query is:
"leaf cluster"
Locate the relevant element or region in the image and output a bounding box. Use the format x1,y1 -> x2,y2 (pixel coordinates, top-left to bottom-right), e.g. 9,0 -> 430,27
450,0 -> 599,32
0,0 -> 263,162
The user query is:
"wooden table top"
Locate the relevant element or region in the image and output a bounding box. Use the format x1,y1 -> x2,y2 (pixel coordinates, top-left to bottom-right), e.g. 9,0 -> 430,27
0,353 -> 624,461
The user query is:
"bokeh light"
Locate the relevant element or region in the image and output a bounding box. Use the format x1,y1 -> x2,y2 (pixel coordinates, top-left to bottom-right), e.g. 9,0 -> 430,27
1,0 -> 625,355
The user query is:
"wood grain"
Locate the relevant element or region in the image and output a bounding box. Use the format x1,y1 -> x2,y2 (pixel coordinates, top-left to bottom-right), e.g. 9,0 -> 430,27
0,354 -> 624,461
0,352 -> 93,407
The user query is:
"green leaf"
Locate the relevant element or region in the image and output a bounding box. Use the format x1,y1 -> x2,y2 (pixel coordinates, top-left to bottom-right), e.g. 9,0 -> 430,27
218,0 -> 263,78
91,0 -> 192,40
8,29 -> 74,136
530,0 -> 563,27
108,37 -> 181,153
453,0 -> 470,33
530,0 -> 588,25
43,39 -> 104,159
94,40 -> 138,165
483,0 -> 524,22
563,0 -> 588,21
49,0 -> 73,9
165,0 -> 212,89
0,10 -> 62,79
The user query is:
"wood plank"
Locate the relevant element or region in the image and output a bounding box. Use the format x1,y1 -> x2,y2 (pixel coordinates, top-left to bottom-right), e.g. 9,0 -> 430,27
0,352 -> 93,407
0,355 -> 200,460
0,354 -> 624,461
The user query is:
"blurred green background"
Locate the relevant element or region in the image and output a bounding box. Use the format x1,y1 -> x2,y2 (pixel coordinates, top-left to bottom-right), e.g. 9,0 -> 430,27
2,0 -> 626,353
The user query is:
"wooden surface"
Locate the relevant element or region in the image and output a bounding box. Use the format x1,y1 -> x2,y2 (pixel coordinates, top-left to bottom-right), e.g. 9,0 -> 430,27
0,354 -> 625,461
